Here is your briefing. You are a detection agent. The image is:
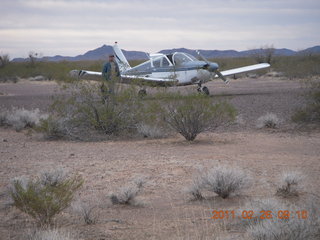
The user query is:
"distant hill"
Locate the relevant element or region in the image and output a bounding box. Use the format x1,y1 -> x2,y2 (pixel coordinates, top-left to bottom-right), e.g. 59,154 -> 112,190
12,45 -> 320,62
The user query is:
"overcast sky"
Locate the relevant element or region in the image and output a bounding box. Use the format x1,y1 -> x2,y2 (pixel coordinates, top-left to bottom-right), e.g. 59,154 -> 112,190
1,0 -> 320,58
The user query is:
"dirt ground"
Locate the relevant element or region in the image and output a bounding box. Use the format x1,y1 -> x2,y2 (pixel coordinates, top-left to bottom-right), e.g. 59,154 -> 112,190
0,77 -> 319,240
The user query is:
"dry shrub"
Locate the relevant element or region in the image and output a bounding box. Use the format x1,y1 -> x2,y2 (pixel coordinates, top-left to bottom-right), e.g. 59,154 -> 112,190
136,123 -> 167,139
256,113 -> 280,129
40,168 -> 67,187
247,201 -> 320,240
9,169 -> 83,226
238,198 -> 287,226
244,197 -> 320,240
187,165 -> 251,199
0,109 -> 8,126
27,228 -> 75,240
275,171 -> 303,197
2,107 -> 48,131
109,176 -> 146,205
72,199 -> 98,224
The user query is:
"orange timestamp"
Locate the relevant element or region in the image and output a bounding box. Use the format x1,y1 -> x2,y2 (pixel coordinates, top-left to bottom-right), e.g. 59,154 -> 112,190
211,210 -> 308,220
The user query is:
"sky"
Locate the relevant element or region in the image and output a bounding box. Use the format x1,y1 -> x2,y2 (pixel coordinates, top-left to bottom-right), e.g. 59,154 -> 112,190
1,0 -> 320,58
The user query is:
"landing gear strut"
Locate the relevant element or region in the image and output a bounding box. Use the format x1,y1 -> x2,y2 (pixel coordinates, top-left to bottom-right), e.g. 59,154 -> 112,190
197,82 -> 210,95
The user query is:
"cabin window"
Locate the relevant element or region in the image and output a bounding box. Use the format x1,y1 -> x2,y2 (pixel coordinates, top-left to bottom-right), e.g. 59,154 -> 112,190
162,58 -> 170,67
152,56 -> 171,68
153,58 -> 161,68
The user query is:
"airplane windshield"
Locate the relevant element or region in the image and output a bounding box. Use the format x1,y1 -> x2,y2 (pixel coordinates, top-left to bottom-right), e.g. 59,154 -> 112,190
132,60 -> 152,72
173,53 -> 197,65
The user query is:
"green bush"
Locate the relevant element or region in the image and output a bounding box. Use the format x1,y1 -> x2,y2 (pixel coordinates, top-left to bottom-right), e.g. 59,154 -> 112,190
38,82 -> 236,141
292,81 -> 320,123
39,82 -> 141,140
272,55 -> 320,79
159,93 -> 236,141
9,172 -> 83,226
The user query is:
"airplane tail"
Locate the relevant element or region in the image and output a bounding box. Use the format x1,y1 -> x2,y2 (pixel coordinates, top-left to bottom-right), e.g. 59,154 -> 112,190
113,42 -> 131,73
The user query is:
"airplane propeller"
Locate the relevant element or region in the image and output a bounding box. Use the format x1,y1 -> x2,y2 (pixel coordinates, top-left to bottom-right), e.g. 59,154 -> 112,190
196,50 -> 229,84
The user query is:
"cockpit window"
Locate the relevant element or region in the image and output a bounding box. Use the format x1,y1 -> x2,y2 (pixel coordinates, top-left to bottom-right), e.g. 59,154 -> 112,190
132,60 -> 151,72
185,53 -> 198,61
173,53 -> 197,65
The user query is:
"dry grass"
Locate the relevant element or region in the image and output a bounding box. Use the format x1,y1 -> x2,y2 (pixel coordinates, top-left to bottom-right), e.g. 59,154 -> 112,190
1,107 -> 48,131
256,113 -> 281,129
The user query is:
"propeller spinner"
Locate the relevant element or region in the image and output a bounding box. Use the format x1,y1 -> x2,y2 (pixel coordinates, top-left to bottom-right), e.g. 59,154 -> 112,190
196,50 -> 229,84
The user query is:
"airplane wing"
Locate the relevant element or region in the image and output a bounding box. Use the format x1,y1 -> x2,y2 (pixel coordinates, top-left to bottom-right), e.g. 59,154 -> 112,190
217,63 -> 270,78
121,74 -> 177,85
70,70 -> 177,85
69,70 -> 102,80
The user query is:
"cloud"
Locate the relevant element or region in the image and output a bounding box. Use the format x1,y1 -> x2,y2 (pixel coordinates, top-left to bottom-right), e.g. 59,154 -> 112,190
1,0 -> 319,57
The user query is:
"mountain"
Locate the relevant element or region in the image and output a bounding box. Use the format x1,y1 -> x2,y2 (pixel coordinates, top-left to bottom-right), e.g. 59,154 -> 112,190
298,46 -> 320,55
12,45 -> 320,62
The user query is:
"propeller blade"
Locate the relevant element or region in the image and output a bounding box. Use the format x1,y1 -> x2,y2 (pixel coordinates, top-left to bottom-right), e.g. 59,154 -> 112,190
196,50 -> 209,64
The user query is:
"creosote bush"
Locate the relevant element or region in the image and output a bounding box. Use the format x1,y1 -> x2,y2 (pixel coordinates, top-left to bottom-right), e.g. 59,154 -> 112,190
39,82 -> 141,140
293,80 -> 320,124
9,169 -> 83,226
0,54 -> 10,68
187,165 -> 251,199
159,93 -> 236,141
275,171 -> 303,197
256,113 -> 280,129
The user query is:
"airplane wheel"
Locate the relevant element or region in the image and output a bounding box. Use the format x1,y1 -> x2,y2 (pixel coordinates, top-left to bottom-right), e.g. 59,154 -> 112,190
138,89 -> 147,97
202,86 -> 210,95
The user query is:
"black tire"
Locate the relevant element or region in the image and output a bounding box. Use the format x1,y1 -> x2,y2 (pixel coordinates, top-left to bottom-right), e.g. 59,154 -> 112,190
202,86 -> 210,95
138,89 -> 147,97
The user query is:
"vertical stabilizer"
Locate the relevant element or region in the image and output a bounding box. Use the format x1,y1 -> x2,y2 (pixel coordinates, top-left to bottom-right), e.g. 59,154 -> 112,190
113,42 -> 131,73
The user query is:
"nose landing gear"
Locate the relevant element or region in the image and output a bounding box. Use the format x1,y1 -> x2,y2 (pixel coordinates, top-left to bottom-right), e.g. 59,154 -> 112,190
197,82 -> 210,95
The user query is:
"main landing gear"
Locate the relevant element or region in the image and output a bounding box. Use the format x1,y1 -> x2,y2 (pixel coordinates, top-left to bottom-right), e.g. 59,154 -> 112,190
197,82 -> 210,95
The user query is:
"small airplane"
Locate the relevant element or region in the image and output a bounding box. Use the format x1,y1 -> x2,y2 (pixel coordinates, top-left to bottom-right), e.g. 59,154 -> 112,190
70,42 -> 270,95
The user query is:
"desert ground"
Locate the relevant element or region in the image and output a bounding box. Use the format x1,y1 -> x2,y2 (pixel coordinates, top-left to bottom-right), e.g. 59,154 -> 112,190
0,77 -> 319,239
